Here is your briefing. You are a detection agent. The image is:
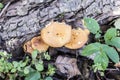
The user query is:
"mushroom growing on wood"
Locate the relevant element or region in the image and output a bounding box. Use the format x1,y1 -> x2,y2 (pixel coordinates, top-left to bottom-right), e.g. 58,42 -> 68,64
41,21 -> 72,47
23,41 -> 34,54
31,36 -> 49,53
65,28 -> 89,49
84,28 -> 90,35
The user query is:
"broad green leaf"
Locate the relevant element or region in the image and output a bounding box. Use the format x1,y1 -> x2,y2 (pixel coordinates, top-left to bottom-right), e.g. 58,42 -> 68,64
81,43 -> 101,56
0,3 -> 3,9
102,45 -> 119,63
32,50 -> 38,59
110,37 -> 120,48
35,63 -> 44,71
114,18 -> 120,29
94,52 -> 109,70
25,71 -> 40,80
104,28 -> 117,44
45,77 -> 53,80
83,17 -> 100,34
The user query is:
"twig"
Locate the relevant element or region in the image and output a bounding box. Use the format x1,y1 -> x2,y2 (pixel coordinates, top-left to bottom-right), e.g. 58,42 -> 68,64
106,68 -> 119,71
96,73 -> 101,80
0,1 -> 11,18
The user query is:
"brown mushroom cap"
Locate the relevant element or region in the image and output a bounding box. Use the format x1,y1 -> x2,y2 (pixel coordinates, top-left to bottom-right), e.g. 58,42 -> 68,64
41,21 -> 72,47
23,41 -> 34,54
65,28 -> 88,49
84,29 -> 90,35
31,36 -> 49,53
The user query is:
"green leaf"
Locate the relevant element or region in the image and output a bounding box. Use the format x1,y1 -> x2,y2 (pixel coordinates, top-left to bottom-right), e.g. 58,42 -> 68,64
20,62 -> 26,67
81,43 -> 101,56
24,66 -> 30,74
0,66 -> 4,72
0,3 -> 3,9
13,61 -> 19,68
32,50 -> 38,59
110,37 -> 120,48
102,45 -> 119,63
7,63 -> 13,70
92,63 -> 104,72
95,32 -> 101,39
25,71 -> 40,80
47,64 -> 55,76
83,17 -> 100,34
35,63 -> 44,71
114,18 -> 120,29
104,28 -> 117,44
44,52 -> 51,60
11,68 -> 16,73
94,52 -> 109,70
45,77 -> 53,80
17,67 -> 22,71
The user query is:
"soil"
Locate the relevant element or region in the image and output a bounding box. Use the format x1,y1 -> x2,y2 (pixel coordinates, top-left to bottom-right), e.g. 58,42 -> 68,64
0,0 -> 120,80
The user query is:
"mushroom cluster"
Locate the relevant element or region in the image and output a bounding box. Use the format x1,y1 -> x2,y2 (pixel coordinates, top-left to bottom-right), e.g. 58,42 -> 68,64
23,21 -> 90,54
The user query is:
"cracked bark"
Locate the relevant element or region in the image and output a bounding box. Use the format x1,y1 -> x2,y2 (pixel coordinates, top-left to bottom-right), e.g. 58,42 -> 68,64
0,0 -> 120,52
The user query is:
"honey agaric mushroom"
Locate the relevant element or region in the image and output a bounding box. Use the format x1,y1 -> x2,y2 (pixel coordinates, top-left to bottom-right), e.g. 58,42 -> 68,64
23,41 -> 34,54
65,28 -> 89,49
41,21 -> 72,47
31,36 -> 49,53
84,29 -> 90,35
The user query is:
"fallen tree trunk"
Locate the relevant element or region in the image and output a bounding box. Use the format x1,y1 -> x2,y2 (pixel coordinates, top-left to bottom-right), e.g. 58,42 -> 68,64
0,0 -> 120,52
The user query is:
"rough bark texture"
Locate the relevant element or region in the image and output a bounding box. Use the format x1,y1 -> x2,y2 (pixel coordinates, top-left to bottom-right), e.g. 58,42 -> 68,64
0,0 -> 120,52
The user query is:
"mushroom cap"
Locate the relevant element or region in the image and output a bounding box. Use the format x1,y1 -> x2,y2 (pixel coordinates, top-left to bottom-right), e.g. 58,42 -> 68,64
84,29 -> 90,35
65,28 -> 88,49
41,21 -> 72,47
31,36 -> 49,53
23,41 -> 34,54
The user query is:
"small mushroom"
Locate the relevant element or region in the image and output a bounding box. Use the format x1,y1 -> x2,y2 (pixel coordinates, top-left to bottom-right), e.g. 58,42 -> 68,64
23,41 -> 34,54
41,21 -> 72,47
31,36 -> 49,53
65,28 -> 89,49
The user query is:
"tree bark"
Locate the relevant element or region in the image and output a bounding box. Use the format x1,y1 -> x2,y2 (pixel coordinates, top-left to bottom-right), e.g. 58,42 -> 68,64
0,0 -> 120,52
